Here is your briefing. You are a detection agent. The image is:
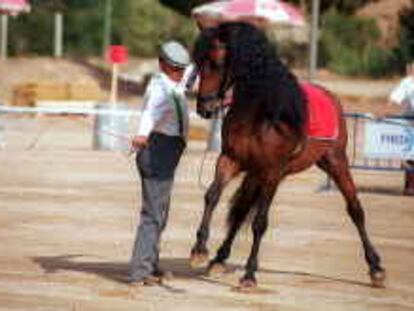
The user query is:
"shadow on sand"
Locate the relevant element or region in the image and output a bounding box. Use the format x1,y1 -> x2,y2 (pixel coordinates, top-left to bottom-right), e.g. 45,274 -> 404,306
357,185 -> 404,197
318,183 -> 404,197
31,254 -> 373,290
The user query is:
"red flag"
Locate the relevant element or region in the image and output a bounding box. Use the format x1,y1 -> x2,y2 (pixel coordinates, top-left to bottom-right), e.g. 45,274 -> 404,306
107,45 -> 129,64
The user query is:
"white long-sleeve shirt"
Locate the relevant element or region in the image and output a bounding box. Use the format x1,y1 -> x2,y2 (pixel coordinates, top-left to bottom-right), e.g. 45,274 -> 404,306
389,76 -> 414,113
180,63 -> 198,93
138,72 -> 189,138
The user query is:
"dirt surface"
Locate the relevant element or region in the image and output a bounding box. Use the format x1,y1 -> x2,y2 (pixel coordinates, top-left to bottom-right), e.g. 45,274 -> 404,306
0,118 -> 413,311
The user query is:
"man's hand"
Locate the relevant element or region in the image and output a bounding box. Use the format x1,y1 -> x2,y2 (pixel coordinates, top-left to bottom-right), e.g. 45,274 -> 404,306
375,110 -> 389,121
131,135 -> 149,149
375,101 -> 402,121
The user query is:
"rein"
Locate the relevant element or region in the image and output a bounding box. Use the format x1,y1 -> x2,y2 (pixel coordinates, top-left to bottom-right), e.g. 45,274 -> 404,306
198,58 -> 233,115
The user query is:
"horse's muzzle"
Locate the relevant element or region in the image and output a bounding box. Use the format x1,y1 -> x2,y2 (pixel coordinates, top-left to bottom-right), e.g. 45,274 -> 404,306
196,105 -> 215,119
197,93 -> 221,119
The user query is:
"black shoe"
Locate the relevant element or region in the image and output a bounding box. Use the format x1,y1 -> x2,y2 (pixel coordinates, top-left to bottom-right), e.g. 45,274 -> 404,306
152,269 -> 173,281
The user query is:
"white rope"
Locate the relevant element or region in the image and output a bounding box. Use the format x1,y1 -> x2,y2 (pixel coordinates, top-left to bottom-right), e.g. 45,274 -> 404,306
197,147 -> 211,190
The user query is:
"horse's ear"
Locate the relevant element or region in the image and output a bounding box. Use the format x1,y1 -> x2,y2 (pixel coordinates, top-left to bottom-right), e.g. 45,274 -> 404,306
217,23 -> 256,43
193,27 -> 217,65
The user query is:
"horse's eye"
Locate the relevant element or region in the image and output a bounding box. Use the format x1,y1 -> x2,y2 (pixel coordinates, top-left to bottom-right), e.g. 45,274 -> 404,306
209,59 -> 222,71
202,60 -> 214,73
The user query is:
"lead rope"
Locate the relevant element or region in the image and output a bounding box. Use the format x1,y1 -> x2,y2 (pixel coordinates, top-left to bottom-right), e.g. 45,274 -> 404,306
197,147 -> 210,190
25,117 -> 58,150
22,114 -> 137,258
70,115 -> 139,255
197,95 -> 226,190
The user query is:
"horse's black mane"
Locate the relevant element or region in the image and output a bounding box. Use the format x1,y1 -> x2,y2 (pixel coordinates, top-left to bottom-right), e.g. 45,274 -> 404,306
193,22 -> 306,132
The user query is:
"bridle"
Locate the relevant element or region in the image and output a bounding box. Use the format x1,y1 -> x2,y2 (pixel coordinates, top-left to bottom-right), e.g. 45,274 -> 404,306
197,44 -> 234,115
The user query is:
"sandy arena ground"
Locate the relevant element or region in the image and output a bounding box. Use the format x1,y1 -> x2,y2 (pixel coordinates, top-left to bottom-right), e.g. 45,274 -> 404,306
0,117 -> 414,311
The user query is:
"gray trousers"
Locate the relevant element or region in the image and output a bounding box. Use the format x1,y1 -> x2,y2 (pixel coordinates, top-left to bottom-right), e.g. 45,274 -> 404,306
129,177 -> 173,281
129,133 -> 185,282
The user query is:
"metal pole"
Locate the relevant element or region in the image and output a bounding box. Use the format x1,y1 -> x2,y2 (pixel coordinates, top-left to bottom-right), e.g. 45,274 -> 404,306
103,0 -> 112,57
110,63 -> 119,105
207,117 -> 222,152
308,0 -> 320,81
1,14 -> 8,60
54,12 -> 63,58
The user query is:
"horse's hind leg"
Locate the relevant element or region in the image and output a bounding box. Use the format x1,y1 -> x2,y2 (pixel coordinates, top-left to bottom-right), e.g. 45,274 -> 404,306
190,154 -> 240,268
207,174 -> 261,275
317,150 -> 386,287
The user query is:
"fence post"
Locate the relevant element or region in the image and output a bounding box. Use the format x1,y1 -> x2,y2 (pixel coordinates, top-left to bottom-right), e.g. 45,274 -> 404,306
207,117 -> 222,152
93,102 -> 130,151
308,0 -> 320,81
54,12 -> 63,58
0,14 -> 8,60
102,0 -> 112,58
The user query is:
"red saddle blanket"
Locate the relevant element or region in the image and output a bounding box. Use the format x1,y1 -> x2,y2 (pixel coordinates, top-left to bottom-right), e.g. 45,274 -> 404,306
301,82 -> 339,140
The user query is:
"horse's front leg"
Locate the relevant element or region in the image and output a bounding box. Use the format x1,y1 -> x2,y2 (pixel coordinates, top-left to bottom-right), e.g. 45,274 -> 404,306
190,154 -> 240,268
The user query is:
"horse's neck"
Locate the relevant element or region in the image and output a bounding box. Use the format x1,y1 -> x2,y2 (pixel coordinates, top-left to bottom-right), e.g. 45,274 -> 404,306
230,90 -> 269,124
229,104 -> 257,124
226,104 -> 263,135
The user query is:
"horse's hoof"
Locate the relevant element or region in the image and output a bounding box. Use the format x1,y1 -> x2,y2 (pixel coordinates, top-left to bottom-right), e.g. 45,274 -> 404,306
235,278 -> 258,293
370,269 -> 386,288
190,252 -> 209,269
207,262 -> 228,276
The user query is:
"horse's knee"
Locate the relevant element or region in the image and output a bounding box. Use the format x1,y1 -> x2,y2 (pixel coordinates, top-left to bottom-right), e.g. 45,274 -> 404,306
196,227 -> 209,242
252,213 -> 268,237
205,184 -> 221,207
346,201 -> 365,225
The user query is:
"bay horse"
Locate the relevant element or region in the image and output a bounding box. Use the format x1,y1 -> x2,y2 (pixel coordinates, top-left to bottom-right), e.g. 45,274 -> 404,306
189,22 -> 385,290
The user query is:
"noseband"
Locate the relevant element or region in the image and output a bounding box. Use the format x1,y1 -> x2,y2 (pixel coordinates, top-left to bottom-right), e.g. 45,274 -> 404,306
198,57 -> 233,112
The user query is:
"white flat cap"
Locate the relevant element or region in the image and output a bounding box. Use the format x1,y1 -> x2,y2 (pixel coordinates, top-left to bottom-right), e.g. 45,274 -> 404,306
160,41 -> 190,69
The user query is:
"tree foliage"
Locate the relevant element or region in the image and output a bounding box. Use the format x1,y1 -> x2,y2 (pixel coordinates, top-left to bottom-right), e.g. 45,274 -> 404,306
7,0 -> 196,57
6,0 -> 413,77
117,0 -> 196,57
9,5 -> 54,55
395,0 -> 414,65
320,10 -> 392,77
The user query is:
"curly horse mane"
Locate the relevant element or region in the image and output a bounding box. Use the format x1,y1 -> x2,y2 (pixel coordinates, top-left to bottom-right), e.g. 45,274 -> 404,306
194,22 -> 307,133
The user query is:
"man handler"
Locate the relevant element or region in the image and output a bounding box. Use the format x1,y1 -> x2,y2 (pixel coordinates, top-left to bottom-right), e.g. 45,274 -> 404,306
129,41 -> 190,285
380,62 -> 414,196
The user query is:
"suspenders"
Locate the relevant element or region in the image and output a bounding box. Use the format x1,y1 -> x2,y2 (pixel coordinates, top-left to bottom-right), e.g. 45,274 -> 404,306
157,73 -> 185,138
171,91 -> 184,137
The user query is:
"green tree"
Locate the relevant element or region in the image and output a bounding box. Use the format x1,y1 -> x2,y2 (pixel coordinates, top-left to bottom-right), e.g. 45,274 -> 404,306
118,0 -> 196,57
64,2 -> 105,56
395,0 -> 414,66
9,6 -> 54,55
9,0 -> 104,56
320,10 -> 392,77
160,0 -> 208,16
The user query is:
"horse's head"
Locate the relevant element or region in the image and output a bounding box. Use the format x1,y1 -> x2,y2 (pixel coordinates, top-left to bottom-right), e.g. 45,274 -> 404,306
193,22 -> 306,133
193,22 -> 273,119
193,26 -> 233,119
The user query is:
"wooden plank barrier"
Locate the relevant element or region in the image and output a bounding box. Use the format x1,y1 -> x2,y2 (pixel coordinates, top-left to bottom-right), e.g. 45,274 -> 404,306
12,81 -> 103,107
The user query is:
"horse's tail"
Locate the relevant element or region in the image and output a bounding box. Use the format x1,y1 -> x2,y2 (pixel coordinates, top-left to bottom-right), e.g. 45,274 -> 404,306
227,175 -> 262,228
